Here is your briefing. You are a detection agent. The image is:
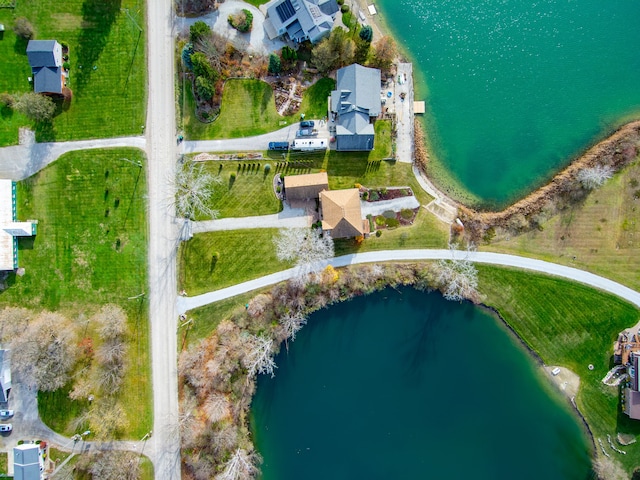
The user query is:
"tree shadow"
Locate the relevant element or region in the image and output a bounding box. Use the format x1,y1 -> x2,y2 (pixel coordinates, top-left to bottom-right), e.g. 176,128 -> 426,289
75,0 -> 122,94
34,120 -> 56,143
13,36 -> 28,55
1,106 -> 13,119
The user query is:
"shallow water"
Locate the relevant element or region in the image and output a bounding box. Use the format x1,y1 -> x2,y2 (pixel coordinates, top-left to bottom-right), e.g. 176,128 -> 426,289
377,0 -> 640,207
252,288 -> 592,479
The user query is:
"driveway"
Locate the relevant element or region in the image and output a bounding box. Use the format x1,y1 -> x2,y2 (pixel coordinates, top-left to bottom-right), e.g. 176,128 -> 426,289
394,63 -> 415,164
177,249 -> 640,313
192,204 -> 312,233
175,0 -> 285,55
182,123 -> 301,154
360,196 -> 420,217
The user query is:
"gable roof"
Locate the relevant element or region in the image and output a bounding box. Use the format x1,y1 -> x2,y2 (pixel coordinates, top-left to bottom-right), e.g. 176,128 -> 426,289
284,172 -> 329,201
0,350 -> 10,403
26,40 -> 60,68
320,188 -> 368,238
33,66 -> 63,94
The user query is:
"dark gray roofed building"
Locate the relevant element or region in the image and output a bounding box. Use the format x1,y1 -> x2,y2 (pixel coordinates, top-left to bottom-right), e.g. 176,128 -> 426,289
330,64 -> 381,151
0,349 -> 10,403
264,0 -> 339,44
26,40 -> 64,95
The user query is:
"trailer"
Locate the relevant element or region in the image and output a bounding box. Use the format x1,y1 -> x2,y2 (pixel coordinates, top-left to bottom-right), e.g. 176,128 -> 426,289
290,138 -> 328,151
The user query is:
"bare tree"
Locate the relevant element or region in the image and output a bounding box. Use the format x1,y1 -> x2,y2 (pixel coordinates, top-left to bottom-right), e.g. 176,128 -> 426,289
577,165 -> 614,189
216,448 -> 261,480
77,450 -> 141,480
195,33 -> 227,70
203,392 -> 231,423
434,245 -> 479,302
87,401 -> 129,439
11,311 -> 77,391
174,160 -> 221,219
0,307 -> 32,343
274,228 -> 334,282
243,334 -> 276,378
94,304 -> 128,338
592,457 -> 627,480
279,311 -> 307,342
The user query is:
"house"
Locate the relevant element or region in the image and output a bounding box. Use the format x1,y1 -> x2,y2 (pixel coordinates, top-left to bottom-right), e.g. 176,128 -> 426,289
330,64 -> 381,151
0,350 -> 10,403
1,179 -> 38,271
264,0 -> 339,44
284,172 -> 328,202
624,352 -> 640,420
319,188 -> 369,238
13,443 -> 44,480
26,40 -> 64,95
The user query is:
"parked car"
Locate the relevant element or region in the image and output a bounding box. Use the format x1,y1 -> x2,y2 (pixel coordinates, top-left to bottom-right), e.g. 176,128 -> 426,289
296,129 -> 318,137
268,141 -> 289,151
300,120 -> 315,128
0,424 -> 12,432
0,410 -> 13,418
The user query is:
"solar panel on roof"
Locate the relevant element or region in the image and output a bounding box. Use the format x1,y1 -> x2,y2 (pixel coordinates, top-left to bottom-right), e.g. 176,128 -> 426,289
276,0 -> 296,22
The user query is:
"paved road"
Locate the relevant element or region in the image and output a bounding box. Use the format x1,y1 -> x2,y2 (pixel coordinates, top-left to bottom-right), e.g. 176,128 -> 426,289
177,249 -> 640,314
192,204 -> 311,233
146,1 -> 181,479
0,136 -> 145,181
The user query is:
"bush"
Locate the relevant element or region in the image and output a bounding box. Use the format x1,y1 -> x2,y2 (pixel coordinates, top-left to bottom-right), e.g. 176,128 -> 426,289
268,54 -> 282,74
190,21 -> 211,43
359,25 -> 373,43
191,52 -> 214,79
376,230 -> 382,237
0,93 -> 14,108
341,4 -> 350,13
385,217 -> 399,228
400,209 -> 414,220
374,216 -> 385,227
13,17 -> 34,40
195,76 -> 214,100
337,0 -> 344,4
182,43 -> 194,70
63,62 -> 70,71
228,9 -> 253,33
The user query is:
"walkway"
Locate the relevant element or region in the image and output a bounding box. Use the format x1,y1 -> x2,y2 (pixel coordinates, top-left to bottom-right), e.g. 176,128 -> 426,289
177,249 -> 640,314
192,204 -> 311,233
360,196 -> 420,217
394,63 -> 415,164
0,136 -> 145,181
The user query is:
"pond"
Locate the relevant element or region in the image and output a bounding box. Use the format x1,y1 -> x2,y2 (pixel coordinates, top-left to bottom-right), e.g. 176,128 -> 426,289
251,288 -> 592,479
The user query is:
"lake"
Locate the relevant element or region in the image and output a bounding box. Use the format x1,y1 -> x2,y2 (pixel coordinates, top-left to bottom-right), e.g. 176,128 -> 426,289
376,0 -> 640,207
251,288 -> 592,479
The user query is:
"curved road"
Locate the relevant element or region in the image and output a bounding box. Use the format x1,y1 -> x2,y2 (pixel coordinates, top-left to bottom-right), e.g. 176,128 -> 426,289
177,249 -> 640,314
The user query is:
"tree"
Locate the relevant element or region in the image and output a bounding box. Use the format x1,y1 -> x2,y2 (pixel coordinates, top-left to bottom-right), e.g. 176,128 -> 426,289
216,448 -> 261,480
434,245 -> 479,302
577,165 -> 614,189
268,54 -> 281,74
311,28 -> 355,74
195,33 -> 227,71
243,334 -> 276,378
95,304 -> 127,338
174,160 -> 221,219
15,93 -> 56,122
87,400 -> 129,439
11,311 -> 77,391
195,75 -> 214,100
279,310 -> 307,342
228,9 -> 253,33
281,45 -> 297,69
190,20 -> 211,44
370,36 -> 397,73
182,42 -> 195,70
92,304 -> 128,395
203,393 -> 231,423
359,25 -> 373,43
273,228 -> 334,281
13,17 -> 34,40
190,52 -> 214,80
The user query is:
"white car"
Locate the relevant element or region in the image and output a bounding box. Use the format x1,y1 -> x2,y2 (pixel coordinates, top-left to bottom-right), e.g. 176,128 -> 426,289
0,424 -> 12,432
0,410 -> 14,418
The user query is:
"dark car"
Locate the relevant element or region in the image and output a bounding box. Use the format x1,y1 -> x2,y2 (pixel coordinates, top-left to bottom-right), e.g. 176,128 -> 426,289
300,120 -> 315,128
268,142 -> 289,151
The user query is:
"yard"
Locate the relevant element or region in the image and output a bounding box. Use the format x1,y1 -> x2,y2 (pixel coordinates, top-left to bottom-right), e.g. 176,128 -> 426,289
0,0 -> 146,145
486,160 -> 640,292
0,148 -> 151,439
182,78 -> 335,140
479,265 -> 640,474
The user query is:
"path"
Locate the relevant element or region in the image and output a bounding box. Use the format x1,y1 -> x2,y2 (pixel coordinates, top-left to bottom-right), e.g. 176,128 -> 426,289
146,0 -> 181,479
175,0 -> 285,56
0,136 -> 145,181
394,63 -> 415,164
192,204 -> 311,233
360,196 -> 420,217
177,249 -> 640,314
276,80 -> 299,116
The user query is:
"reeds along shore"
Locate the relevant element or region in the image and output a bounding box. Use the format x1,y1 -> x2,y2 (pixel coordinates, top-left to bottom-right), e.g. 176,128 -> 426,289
414,119 -> 640,242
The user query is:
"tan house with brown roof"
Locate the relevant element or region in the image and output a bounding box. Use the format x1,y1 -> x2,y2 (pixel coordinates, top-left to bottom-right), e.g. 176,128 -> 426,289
284,172 -> 329,202
319,188 -> 369,239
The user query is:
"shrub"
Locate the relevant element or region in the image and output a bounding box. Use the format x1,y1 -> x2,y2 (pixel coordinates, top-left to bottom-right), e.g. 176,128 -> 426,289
385,217 -> 399,228
376,230 -> 382,237
63,62 -> 70,71
195,76 -> 214,100
0,93 -> 14,108
190,52 -> 214,80
228,9 -> 253,33
369,191 -> 379,201
190,21 -> 211,43
400,209 -> 414,220
374,216 -> 385,227
264,164 -> 271,174
337,0 -> 344,4
359,25 -> 373,43
341,4 -> 350,13
268,54 -> 282,74
182,43 -> 194,70
13,17 -> 34,40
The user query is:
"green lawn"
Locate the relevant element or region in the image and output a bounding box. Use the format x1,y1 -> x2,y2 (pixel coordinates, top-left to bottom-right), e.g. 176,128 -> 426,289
195,161 -> 282,219
0,452 -> 6,476
0,149 -> 151,439
183,78 -> 335,140
178,229 -> 293,296
479,266 -> 640,474
0,0 -> 146,145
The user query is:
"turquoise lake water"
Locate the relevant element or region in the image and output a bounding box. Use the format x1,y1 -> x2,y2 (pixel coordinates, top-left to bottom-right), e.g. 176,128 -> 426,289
251,288 -> 592,479
377,0 -> 640,207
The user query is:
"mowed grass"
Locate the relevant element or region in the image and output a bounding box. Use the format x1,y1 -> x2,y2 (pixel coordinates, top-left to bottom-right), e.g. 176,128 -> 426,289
479,266 -> 640,473
183,78 -> 335,140
178,229 -> 292,296
195,161 -> 282,219
0,0 -> 146,145
486,159 -> 640,291
0,148 -> 151,439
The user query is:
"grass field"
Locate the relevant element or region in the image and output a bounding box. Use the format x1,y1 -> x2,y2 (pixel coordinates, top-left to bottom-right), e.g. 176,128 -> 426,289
183,78 -> 335,140
0,0 -> 146,145
486,160 -> 640,292
479,266 -> 640,474
0,148 -> 151,439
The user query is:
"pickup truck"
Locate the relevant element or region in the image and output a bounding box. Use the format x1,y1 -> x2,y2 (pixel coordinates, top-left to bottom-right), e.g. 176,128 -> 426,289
296,129 -> 318,137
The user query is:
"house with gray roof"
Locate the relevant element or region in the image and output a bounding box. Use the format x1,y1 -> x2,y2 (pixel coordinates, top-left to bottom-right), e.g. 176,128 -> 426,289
26,40 -> 64,95
330,63 -> 381,151
264,0 -> 339,44
0,350 -> 10,403
13,443 -> 44,480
